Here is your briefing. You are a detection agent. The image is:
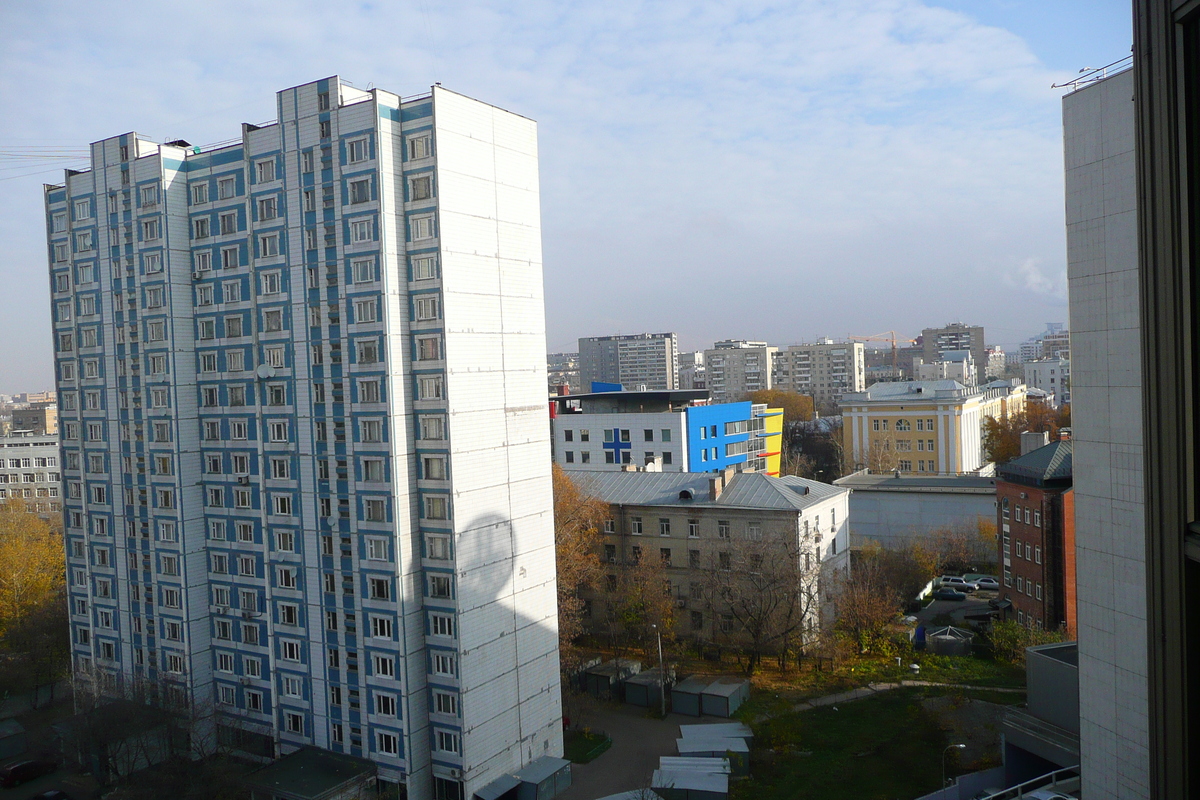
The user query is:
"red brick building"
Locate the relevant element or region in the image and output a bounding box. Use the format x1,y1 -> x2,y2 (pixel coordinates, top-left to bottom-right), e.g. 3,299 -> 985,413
995,437 -> 1075,632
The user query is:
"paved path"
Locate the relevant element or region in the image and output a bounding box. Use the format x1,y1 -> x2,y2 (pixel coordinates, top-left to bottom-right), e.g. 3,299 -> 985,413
773,680 -> 1025,718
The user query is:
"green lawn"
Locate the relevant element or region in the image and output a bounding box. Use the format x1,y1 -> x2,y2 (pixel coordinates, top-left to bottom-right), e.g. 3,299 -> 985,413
563,729 -> 612,764
734,688 -> 1011,800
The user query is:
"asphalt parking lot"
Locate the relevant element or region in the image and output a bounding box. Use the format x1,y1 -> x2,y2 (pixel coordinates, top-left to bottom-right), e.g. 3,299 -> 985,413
914,590 -> 997,626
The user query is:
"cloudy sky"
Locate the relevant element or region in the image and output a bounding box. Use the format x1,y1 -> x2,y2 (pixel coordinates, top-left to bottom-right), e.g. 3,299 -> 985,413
0,0 -> 1131,393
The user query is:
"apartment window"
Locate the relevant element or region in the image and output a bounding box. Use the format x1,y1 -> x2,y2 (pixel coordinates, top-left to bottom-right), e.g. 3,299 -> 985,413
357,339 -> 379,363
371,616 -> 394,639
263,309 -> 283,333
354,298 -> 378,323
1035,546 -> 1042,564
245,690 -> 263,713
281,639 -> 301,661
408,135 -> 431,159
365,498 -> 387,522
435,692 -> 458,716
349,179 -> 371,204
429,575 -> 452,599
412,256 -> 437,280
630,517 -> 643,535
418,376 -> 443,400
350,258 -> 374,284
257,196 -> 277,221
718,520 -> 730,539
436,730 -> 460,754
409,175 -> 432,201
255,159 -> 275,183
259,233 -> 280,257
373,655 -> 396,678
265,345 -> 284,366
415,295 -> 440,321
350,218 -> 373,243
217,177 -> 236,200
688,519 -> 700,538
420,416 -> 445,440
430,613 -> 454,637
410,215 -> 434,240
427,535 -> 451,560
432,652 -> 456,676
193,217 -> 211,239
659,518 -> 671,536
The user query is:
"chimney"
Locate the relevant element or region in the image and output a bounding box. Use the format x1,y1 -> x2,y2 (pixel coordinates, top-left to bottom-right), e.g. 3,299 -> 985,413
1020,430 -> 1050,455
708,475 -> 723,501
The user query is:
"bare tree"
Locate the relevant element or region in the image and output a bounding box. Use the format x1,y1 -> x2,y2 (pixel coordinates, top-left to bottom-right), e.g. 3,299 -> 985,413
700,529 -> 825,674
831,550 -> 901,654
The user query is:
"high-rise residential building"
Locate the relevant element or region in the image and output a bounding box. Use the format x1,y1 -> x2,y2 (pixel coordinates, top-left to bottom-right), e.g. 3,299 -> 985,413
984,347 -> 1007,380
921,322 -> 986,371
44,77 -> 562,799
772,339 -> 865,406
703,340 -> 775,403
1065,63 -> 1153,797
578,333 -> 678,391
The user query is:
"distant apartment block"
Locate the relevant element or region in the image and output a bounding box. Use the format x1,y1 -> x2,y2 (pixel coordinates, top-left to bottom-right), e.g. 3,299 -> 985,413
0,432 -> 62,517
772,340 -> 865,406
10,405 -> 59,435
985,347 -> 1007,380
1018,323 -> 1066,363
1040,329 -> 1071,360
921,322 -> 986,371
549,389 -> 783,476
1023,358 -> 1071,407
840,379 -> 1026,475
704,341 -> 775,403
915,349 -> 977,386
45,76 -> 562,799
578,333 -> 678,391
547,352 -> 582,393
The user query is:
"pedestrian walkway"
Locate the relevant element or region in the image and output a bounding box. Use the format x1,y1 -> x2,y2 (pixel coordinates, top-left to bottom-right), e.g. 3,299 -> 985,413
778,679 -> 1025,717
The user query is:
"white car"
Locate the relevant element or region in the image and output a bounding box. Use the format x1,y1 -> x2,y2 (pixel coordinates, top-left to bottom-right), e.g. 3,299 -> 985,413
969,577 -> 1000,591
938,576 -> 975,593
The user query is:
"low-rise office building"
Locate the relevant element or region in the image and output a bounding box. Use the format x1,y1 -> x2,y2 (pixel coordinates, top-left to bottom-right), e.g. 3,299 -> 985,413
0,432 -> 62,516
549,390 -> 782,475
840,380 -> 1026,476
10,405 -> 58,435
996,435 -> 1075,632
578,469 -> 850,645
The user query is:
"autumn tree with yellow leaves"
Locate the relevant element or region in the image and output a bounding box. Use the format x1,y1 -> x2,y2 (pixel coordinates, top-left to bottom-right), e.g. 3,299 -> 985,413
551,466 -> 608,672
0,500 -> 69,701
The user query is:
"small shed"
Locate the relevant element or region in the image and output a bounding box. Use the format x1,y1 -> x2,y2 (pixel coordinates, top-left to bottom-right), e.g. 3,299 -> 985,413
675,737 -> 749,776
651,769 -> 729,800
927,625 -> 975,657
585,659 -> 642,700
658,757 -> 730,775
513,755 -> 572,800
244,746 -> 377,800
678,722 -> 752,744
670,676 -> 711,717
0,719 -> 27,761
473,773 -> 521,800
698,679 -> 750,718
625,668 -> 668,708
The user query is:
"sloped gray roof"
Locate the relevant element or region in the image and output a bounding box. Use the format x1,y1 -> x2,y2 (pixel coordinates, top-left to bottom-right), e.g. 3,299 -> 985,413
997,439 -> 1073,484
841,379 -> 975,404
571,470 -> 847,512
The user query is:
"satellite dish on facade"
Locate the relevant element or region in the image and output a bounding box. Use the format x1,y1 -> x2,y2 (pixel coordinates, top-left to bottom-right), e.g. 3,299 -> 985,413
256,364 -> 276,379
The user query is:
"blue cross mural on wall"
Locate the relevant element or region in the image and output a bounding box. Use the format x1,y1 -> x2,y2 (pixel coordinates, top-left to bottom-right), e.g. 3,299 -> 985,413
603,428 -> 632,464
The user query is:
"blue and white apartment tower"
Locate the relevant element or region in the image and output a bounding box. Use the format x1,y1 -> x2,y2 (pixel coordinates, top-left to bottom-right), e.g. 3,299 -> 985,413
44,77 -> 562,799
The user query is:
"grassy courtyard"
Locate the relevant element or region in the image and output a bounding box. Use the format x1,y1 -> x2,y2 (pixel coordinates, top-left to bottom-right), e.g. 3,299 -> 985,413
732,687 -> 1020,800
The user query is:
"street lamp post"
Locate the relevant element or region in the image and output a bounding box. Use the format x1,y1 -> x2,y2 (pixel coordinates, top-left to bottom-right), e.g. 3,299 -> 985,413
651,623 -> 665,717
942,743 -> 966,789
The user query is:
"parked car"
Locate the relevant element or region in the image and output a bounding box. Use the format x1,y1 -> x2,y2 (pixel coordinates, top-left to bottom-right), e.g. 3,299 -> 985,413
31,791 -> 74,800
932,587 -> 968,601
0,760 -> 57,789
969,577 -> 1000,591
938,576 -> 975,593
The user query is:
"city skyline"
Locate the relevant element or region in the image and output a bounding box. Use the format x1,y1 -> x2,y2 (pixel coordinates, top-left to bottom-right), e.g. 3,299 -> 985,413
0,0 -> 1130,390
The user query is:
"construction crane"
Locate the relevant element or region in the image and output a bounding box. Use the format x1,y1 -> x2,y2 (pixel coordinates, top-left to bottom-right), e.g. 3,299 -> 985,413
848,331 -> 917,377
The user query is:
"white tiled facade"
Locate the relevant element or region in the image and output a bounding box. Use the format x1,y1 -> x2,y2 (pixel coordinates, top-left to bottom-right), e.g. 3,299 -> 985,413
1064,67 -> 1150,799
44,77 -> 560,799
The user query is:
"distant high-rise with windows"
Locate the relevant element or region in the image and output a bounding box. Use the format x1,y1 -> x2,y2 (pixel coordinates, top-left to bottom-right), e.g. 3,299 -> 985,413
578,332 -> 678,391
921,322 -> 986,372
45,77 -> 562,799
